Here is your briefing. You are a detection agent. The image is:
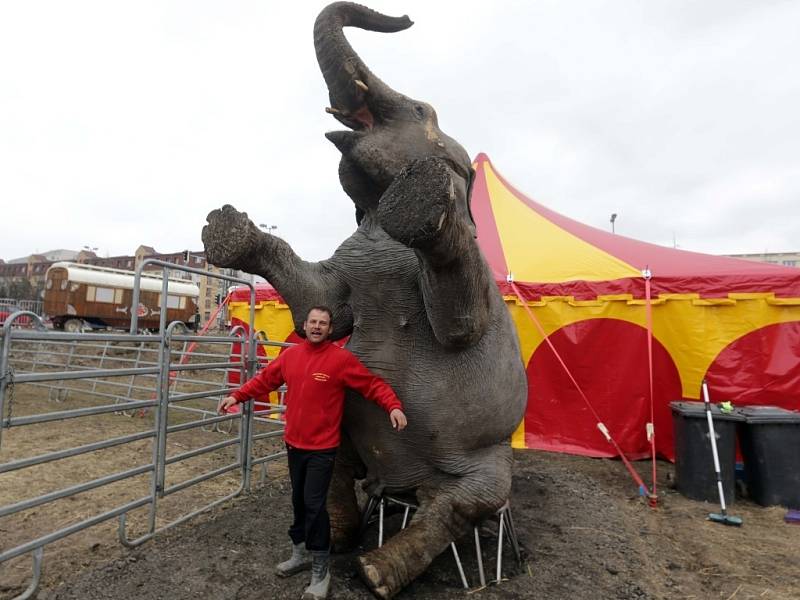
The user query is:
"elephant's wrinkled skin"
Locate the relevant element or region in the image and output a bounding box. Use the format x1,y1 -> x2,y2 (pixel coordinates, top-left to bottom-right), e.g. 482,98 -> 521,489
202,3 -> 527,597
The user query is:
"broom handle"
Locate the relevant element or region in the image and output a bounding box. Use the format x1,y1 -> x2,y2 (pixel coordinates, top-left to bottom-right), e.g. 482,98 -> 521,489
702,380 -> 728,513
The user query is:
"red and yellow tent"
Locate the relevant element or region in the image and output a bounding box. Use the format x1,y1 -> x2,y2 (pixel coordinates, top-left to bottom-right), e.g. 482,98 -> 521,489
228,152 -> 800,462
472,152 -> 800,460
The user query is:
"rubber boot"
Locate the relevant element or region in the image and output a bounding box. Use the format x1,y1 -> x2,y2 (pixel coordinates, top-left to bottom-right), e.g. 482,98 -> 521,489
275,542 -> 311,577
301,550 -> 331,600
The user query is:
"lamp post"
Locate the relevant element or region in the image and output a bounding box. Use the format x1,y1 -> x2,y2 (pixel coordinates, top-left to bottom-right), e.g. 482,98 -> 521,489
259,223 -> 277,235
81,245 -> 98,264
253,225 -> 278,286
610,213 -> 617,234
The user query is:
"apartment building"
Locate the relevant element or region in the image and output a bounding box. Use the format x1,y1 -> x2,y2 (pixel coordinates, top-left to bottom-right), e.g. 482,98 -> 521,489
725,251 -> 800,268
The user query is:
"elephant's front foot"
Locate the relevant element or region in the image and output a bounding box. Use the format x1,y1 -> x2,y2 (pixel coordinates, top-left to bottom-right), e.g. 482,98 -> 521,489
201,204 -> 264,268
357,549 -> 399,599
355,518 -> 457,599
377,157 -> 459,249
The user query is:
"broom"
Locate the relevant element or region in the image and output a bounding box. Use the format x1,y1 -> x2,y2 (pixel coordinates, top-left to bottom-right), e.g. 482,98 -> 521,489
702,380 -> 743,526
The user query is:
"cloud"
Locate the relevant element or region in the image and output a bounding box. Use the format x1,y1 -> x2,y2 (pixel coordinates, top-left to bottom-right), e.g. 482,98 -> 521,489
0,0 -> 798,262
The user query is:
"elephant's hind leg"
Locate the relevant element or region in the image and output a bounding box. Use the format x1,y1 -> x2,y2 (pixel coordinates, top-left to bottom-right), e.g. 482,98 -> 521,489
357,444 -> 514,598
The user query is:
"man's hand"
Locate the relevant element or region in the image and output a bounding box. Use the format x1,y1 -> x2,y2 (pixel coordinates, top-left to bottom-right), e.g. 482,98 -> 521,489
389,408 -> 407,431
217,395 -> 238,415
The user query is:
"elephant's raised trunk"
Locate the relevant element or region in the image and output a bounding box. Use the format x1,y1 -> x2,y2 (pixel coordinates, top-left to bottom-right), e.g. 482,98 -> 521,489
314,2 -> 412,129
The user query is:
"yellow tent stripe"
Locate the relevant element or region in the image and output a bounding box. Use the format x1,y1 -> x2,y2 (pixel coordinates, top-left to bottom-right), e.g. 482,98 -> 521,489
484,164 -> 641,283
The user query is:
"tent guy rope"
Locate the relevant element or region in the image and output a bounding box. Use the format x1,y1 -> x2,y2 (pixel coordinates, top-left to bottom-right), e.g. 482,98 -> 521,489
507,278 -> 654,501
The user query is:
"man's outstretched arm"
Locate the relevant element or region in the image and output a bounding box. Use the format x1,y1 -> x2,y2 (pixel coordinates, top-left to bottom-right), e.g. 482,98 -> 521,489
217,355 -> 286,414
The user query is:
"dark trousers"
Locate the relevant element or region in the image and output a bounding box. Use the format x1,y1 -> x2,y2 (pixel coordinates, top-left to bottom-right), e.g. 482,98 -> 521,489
286,445 -> 337,551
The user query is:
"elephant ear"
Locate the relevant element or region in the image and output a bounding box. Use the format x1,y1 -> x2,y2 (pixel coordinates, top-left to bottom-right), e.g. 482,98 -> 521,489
465,166 -> 477,236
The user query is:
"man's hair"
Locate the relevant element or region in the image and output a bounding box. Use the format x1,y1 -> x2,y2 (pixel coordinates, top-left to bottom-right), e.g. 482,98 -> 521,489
306,305 -> 333,323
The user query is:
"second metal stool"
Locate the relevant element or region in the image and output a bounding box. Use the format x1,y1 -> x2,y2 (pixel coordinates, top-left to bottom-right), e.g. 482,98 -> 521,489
360,494 -> 521,589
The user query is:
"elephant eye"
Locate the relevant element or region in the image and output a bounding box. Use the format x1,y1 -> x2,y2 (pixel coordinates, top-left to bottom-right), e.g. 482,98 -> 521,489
414,105 -> 425,119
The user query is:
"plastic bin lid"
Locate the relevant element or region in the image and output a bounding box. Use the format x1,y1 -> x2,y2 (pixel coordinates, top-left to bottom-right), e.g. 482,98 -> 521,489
736,405 -> 800,424
669,401 -> 745,421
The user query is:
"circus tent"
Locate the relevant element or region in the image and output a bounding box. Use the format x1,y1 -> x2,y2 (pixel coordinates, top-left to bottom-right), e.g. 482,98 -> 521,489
471,152 -> 800,460
227,153 -> 800,462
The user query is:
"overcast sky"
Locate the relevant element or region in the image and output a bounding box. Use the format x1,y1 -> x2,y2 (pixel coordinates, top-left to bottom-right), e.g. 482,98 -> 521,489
1,0 -> 798,263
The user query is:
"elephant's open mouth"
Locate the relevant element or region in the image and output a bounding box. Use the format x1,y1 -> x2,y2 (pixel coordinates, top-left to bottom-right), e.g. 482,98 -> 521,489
326,102 -> 375,131
324,99 -> 375,153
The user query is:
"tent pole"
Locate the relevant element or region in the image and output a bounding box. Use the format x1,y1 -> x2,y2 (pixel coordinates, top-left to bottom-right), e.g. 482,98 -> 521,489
643,268 -> 658,507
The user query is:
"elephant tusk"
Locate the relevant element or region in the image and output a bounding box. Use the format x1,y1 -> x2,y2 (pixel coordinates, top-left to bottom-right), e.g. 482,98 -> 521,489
436,211 -> 447,231
354,79 -> 369,92
326,106 -> 351,117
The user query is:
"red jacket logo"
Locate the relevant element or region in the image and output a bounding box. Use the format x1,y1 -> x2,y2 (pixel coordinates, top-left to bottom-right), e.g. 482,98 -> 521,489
312,372 -> 330,382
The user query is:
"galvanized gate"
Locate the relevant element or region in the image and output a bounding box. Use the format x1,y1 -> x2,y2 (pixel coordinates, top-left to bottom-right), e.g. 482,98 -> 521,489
0,261 -> 288,599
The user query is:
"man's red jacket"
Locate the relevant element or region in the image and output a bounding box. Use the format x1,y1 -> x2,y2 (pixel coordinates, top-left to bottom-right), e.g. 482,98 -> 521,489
231,339 -> 402,450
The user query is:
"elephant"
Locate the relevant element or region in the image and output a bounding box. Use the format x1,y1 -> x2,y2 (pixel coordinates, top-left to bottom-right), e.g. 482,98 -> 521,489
202,2 -> 527,597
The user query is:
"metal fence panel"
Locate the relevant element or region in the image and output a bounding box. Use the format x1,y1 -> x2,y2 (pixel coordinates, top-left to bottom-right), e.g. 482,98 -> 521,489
0,265 -> 288,599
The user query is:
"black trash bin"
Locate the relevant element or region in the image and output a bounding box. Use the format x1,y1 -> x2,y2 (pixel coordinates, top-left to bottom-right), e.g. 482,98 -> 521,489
670,401 -> 744,503
737,406 -> 800,509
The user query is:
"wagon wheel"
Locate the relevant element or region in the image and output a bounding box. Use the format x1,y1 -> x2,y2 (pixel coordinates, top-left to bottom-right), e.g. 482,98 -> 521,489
63,319 -> 84,333
171,322 -> 188,336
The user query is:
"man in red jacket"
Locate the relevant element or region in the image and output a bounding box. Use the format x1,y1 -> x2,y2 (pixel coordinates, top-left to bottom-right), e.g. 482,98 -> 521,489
217,306 -> 406,600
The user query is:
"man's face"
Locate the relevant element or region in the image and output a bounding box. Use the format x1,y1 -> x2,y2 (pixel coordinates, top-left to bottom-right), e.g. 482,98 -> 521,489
303,309 -> 332,344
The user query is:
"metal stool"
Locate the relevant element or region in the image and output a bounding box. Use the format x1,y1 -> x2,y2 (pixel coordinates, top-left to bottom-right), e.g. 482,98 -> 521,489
473,499 -> 522,587
360,494 -> 521,589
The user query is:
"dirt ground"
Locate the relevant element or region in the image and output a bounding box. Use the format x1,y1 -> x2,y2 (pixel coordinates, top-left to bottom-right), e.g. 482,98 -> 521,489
5,451 -> 797,600
2,342 -> 799,599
